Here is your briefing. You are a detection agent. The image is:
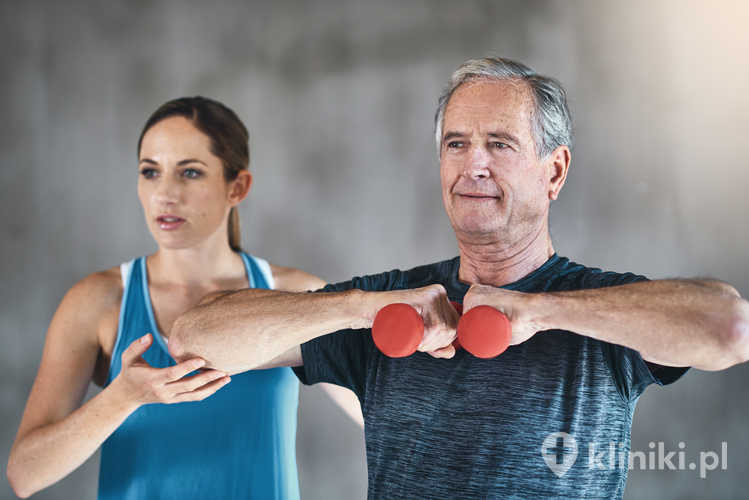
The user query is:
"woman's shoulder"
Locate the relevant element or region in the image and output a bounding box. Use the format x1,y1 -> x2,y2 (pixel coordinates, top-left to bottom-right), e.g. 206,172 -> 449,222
47,265 -> 125,368
59,265 -> 125,323
267,262 -> 326,292
72,265 -> 124,299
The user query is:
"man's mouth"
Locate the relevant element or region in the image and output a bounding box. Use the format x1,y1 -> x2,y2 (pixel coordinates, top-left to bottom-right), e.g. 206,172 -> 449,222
456,192 -> 499,200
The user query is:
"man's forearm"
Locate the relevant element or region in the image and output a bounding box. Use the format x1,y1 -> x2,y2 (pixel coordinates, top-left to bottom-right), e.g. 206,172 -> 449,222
530,279 -> 749,371
169,288 -> 374,373
169,283 -> 460,372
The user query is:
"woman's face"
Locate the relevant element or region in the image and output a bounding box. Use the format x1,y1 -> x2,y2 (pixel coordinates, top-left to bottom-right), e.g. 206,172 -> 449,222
137,116 -> 248,250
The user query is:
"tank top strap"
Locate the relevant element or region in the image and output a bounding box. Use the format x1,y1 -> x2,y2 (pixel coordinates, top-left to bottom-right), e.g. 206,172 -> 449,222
240,252 -> 274,290
107,257 -> 146,385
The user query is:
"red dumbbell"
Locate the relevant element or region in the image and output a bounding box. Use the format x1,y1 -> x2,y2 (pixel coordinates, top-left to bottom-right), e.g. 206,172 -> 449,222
457,305 -> 512,359
372,301 -> 511,359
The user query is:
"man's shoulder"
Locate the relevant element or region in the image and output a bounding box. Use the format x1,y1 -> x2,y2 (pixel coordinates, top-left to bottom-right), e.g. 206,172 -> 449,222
323,257 -> 459,293
539,255 -> 648,292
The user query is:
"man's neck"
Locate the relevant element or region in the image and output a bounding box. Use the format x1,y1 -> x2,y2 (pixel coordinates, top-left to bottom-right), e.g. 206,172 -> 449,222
457,226 -> 555,287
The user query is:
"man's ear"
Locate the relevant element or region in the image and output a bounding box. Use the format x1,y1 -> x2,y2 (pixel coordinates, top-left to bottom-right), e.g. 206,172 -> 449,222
547,146 -> 571,201
229,171 -> 252,206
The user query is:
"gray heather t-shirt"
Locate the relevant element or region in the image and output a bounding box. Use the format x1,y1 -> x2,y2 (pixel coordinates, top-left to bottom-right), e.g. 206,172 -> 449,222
293,255 -> 688,499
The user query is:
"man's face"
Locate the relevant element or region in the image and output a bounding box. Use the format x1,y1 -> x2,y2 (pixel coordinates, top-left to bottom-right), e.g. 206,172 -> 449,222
440,79 -> 556,245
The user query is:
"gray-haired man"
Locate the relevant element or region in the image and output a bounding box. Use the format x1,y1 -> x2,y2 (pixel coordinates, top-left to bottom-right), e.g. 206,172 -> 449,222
170,57 -> 749,498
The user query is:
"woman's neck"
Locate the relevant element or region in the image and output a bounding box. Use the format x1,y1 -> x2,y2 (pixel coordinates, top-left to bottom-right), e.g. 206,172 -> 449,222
147,237 -> 246,288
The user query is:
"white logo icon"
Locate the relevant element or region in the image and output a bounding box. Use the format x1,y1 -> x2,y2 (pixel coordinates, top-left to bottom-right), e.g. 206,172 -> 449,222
542,432 -> 578,477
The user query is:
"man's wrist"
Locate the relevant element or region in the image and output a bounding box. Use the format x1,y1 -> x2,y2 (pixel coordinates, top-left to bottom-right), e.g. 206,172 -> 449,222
525,291 -> 563,333
347,288 -> 423,331
343,288 -> 379,330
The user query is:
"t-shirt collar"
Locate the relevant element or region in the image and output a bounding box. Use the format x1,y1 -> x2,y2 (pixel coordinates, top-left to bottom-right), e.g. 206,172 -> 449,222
446,253 -> 561,300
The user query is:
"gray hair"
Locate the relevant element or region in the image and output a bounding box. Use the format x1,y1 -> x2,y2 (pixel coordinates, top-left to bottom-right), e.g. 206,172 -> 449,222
434,57 -> 572,158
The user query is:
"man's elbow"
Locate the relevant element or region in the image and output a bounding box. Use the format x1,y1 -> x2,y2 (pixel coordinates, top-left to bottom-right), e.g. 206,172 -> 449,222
709,297 -> 749,370
7,457 -> 34,499
168,310 -> 205,362
693,278 -> 742,298
728,297 -> 749,365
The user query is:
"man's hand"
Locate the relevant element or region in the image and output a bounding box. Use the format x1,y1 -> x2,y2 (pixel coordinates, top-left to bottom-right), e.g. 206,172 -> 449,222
384,285 -> 460,359
463,284 -> 541,346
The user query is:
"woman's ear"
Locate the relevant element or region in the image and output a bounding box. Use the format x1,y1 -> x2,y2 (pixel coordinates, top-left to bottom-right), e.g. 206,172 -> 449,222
228,171 -> 252,206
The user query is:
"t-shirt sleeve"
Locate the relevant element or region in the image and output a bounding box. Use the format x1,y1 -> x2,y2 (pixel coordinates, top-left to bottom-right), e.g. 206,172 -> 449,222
291,274 -> 391,401
587,271 -> 690,401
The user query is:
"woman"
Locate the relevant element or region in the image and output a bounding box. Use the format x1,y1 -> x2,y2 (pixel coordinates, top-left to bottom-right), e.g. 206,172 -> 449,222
7,96 -> 362,499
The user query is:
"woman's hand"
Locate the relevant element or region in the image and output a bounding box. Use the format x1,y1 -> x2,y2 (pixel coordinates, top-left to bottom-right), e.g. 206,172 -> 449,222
110,334 -> 231,406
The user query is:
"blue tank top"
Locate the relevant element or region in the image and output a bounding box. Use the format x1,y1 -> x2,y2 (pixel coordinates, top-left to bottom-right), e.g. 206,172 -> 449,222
99,253 -> 300,500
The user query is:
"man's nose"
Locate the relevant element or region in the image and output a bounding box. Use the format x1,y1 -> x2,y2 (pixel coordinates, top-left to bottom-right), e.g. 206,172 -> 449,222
464,145 -> 491,179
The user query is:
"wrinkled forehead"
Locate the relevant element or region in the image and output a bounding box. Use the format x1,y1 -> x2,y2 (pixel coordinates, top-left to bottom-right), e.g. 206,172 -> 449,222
443,79 -> 535,139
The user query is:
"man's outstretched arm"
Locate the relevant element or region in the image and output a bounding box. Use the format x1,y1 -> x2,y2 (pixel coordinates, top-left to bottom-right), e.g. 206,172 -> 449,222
168,285 -> 459,374
466,279 -> 749,371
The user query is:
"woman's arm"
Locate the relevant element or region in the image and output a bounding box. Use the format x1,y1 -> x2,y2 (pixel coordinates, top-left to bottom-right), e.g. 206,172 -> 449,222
6,271 -> 228,498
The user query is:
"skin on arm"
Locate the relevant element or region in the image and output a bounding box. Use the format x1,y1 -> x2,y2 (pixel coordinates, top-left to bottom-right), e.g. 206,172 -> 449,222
169,280 -> 459,373
6,271 -> 228,498
464,278 -> 749,371
270,264 -> 363,427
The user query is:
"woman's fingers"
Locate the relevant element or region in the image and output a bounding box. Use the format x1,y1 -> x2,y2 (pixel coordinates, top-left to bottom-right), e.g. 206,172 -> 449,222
121,334 -> 153,366
117,339 -> 228,404
161,358 -> 206,383
166,369 -> 228,393
171,376 -> 232,403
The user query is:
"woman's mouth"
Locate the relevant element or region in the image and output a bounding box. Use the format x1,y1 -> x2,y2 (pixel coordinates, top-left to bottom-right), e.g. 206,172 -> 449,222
156,215 -> 186,230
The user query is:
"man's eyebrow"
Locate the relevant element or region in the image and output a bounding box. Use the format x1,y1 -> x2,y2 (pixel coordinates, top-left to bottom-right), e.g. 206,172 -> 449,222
488,131 -> 520,145
442,131 -> 521,145
442,131 -> 466,142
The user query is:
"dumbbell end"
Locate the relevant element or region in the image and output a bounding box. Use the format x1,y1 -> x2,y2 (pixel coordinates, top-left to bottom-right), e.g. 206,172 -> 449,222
457,305 -> 511,359
372,303 -> 424,358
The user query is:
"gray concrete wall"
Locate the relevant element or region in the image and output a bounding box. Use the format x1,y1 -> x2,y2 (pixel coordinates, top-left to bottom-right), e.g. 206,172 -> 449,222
2,1 -> 747,499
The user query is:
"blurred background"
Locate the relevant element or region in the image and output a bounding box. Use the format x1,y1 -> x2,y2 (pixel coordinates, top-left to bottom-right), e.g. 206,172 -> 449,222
2,0 -> 748,498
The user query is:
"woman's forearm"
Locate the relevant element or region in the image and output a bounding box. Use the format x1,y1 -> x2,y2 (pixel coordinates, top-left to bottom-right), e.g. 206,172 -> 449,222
7,380 -> 138,498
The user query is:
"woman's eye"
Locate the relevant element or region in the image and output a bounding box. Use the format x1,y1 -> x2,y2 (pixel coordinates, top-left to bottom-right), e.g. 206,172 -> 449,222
140,168 -> 158,179
183,168 -> 203,179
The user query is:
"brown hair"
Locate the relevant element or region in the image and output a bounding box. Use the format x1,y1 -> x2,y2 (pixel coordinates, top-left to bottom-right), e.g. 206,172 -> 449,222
138,96 -> 249,252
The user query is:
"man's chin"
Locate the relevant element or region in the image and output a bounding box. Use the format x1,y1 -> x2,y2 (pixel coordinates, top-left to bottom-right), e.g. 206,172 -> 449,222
451,222 -> 506,241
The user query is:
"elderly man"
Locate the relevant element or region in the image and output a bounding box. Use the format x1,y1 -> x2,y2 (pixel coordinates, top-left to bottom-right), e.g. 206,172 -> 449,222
170,57 -> 749,498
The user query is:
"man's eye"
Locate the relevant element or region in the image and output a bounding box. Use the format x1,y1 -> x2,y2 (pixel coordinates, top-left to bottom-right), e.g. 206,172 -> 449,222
491,142 -> 509,149
183,168 -> 203,179
140,168 -> 157,179
447,141 -> 463,149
